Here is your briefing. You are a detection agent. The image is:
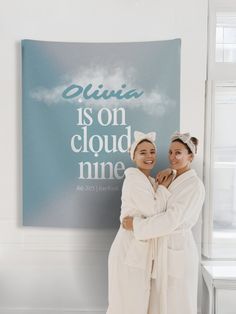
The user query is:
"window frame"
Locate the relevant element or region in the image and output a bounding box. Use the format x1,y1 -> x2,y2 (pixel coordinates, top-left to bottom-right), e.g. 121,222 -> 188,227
202,0 -> 236,259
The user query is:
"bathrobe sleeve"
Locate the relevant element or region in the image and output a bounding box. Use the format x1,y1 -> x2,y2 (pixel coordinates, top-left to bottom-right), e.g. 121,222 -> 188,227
133,179 -> 205,240
120,173 -> 171,222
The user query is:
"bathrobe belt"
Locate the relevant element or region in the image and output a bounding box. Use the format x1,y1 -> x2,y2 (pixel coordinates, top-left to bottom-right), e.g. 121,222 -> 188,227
150,228 -> 192,314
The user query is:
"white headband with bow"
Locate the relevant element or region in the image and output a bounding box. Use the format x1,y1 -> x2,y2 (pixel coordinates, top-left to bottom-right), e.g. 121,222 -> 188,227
129,131 -> 157,160
171,131 -> 196,154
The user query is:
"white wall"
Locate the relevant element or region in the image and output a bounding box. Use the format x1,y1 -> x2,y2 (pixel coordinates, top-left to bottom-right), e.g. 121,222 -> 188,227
0,0 -> 208,313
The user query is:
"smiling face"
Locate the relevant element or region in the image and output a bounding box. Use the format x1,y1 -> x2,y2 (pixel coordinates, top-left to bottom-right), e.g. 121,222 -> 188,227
133,140 -> 157,174
168,140 -> 193,173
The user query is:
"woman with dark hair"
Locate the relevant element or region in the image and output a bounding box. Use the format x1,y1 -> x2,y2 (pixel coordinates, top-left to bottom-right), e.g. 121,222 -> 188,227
123,131 -> 205,314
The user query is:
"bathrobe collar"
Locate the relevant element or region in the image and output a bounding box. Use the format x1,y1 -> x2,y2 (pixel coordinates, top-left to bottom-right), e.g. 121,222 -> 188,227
124,167 -> 156,192
169,169 -> 196,191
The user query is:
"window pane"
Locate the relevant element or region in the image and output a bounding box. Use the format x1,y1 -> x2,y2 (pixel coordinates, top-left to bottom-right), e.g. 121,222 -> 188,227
216,15 -> 236,63
216,27 -> 224,43
224,27 -> 236,44
223,44 -> 236,62
213,83 -> 236,232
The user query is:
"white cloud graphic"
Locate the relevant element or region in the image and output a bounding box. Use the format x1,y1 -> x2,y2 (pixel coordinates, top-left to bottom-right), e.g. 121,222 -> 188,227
30,65 -> 176,116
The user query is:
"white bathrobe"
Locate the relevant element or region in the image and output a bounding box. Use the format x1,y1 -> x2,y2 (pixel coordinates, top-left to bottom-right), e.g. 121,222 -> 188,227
133,169 -> 205,314
106,167 -> 171,314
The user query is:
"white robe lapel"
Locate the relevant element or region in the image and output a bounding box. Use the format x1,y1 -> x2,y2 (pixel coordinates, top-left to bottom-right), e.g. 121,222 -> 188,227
168,169 -> 196,192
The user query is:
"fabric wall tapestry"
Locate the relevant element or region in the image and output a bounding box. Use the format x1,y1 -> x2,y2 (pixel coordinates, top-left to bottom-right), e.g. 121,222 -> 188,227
22,39 -> 180,228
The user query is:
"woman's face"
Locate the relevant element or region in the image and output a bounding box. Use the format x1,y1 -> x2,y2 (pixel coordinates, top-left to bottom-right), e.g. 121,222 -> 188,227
133,141 -> 157,171
168,141 -> 193,171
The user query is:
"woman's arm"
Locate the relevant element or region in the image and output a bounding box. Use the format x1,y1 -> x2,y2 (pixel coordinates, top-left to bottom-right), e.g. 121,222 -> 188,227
120,173 -> 172,222
121,173 -> 174,224
123,179 -> 205,240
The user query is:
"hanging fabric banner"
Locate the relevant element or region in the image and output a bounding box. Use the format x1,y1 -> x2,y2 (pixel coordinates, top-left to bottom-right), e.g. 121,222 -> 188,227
22,39 -> 180,228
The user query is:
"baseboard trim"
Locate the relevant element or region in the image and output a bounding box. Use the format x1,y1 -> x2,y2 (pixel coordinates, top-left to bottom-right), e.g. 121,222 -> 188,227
0,308 -> 201,314
0,308 -> 106,314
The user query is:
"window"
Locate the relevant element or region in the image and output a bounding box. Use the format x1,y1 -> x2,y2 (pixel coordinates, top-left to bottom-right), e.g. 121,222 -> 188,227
213,82 -> 236,232
203,0 -> 236,258
216,15 -> 236,62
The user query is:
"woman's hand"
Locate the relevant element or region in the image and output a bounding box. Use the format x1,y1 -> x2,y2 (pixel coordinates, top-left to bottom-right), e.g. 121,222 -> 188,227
159,173 -> 174,188
156,168 -> 177,188
156,168 -> 172,183
122,216 -> 134,231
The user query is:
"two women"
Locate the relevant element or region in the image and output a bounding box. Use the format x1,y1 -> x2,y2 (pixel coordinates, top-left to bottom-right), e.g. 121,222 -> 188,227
107,131 -> 205,314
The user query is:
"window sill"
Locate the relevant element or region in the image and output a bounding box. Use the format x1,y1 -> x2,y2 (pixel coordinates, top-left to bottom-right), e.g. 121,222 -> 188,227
201,261 -> 236,314
201,260 -> 236,286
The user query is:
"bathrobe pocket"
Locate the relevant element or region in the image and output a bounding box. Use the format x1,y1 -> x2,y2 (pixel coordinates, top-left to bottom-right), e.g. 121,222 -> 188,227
167,248 -> 185,278
124,239 -> 149,270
